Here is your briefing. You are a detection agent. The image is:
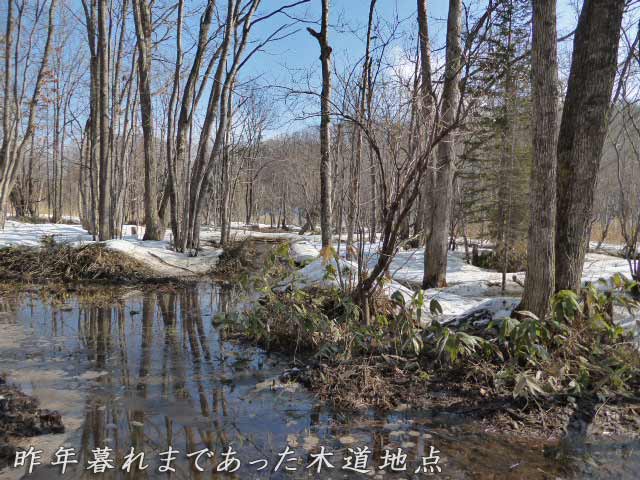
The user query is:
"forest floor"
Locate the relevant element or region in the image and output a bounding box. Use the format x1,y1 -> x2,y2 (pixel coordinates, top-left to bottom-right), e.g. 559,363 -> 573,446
285,237 -> 637,329
222,293 -> 640,444
304,354 -> 640,441
214,233 -> 640,443
1,219 -> 638,445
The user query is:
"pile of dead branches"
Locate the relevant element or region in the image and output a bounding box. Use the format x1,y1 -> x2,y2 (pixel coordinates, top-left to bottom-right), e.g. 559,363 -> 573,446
0,240 -> 155,283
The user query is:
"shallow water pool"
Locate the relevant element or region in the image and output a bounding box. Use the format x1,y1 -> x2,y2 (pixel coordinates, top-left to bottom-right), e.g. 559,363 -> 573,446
0,284 -> 637,479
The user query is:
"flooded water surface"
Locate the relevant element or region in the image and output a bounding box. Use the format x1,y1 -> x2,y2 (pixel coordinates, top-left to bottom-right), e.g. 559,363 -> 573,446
0,284 -> 638,479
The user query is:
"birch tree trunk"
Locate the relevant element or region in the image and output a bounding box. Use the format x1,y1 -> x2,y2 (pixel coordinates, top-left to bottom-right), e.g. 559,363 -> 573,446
555,0 -> 625,292
520,0 -> 559,318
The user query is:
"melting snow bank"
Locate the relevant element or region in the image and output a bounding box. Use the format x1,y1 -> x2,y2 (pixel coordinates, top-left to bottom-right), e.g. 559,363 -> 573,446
277,256 -> 419,306
0,220 -> 92,246
0,220 -> 222,278
288,240 -> 521,324
287,239 -> 639,327
97,239 -> 221,277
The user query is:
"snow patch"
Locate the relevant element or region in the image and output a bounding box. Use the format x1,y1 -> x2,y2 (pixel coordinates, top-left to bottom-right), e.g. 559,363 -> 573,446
0,220 -> 222,277
278,236 -> 638,325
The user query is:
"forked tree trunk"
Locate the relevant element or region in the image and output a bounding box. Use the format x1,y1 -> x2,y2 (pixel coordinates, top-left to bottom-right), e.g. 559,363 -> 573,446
519,0 -> 559,318
168,0 -> 216,250
132,0 -> 163,240
423,0 -> 461,289
555,0 -> 625,292
0,0 -> 57,227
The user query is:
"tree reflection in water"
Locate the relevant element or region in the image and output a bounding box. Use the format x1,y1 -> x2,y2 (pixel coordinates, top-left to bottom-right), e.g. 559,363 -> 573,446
2,284 -> 636,479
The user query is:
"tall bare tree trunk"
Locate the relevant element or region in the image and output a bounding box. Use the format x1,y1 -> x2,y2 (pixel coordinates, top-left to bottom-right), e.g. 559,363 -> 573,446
132,0 -> 163,240
418,0 -> 435,250
423,0 -> 461,289
80,0 -> 99,236
520,0 -> 559,318
97,0 -> 111,240
555,0 -> 625,292
346,0 -> 376,259
308,0 -> 333,250
219,78 -> 235,246
168,0 -> 215,250
0,0 -> 15,228
183,0 -> 244,251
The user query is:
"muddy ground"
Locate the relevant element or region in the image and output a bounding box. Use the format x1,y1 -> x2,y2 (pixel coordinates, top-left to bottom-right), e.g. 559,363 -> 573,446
0,374 -> 65,470
205,239 -> 640,442
309,357 -> 640,440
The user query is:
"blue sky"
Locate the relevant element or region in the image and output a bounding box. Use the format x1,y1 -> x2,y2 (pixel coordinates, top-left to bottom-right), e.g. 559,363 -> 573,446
246,0 -> 470,86
245,0 -> 580,78
240,0 -> 581,135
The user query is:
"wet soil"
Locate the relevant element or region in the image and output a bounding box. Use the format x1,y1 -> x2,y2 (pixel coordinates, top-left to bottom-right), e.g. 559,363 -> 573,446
0,243 -> 158,284
0,374 -> 64,470
204,239 -> 640,446
251,348 -> 640,443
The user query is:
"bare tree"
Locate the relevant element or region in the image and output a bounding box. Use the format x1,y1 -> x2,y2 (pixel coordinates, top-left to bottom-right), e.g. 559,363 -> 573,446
520,0 -> 559,318
132,0 -> 163,240
422,0 -> 462,289
416,0 -> 435,243
96,0 -> 111,240
308,0 -> 333,250
344,0 -> 377,259
0,0 -> 58,227
555,0 -> 626,292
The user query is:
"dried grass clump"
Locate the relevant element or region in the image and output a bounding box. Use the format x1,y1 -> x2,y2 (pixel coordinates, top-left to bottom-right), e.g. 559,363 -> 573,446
211,239 -> 254,276
312,362 -> 396,411
0,241 -> 155,283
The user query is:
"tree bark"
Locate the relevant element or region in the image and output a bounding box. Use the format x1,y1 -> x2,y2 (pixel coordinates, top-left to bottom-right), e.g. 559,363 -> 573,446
423,0 -> 461,289
346,0 -> 376,259
417,0 -> 435,249
132,0 -> 163,240
169,0 -> 216,250
97,0 -> 112,240
520,0 -> 559,318
308,0 -> 333,250
555,0 -> 625,292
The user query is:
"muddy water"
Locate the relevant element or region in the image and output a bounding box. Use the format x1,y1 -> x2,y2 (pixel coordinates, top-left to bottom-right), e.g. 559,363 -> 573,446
0,284 -> 638,479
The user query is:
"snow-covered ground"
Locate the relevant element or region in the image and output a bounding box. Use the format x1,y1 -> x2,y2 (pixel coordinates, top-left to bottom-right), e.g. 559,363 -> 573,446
0,220 -> 637,328
0,220 -> 316,277
0,220 -> 222,277
0,221 -> 92,246
288,238 -> 639,326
